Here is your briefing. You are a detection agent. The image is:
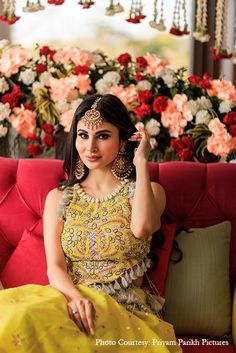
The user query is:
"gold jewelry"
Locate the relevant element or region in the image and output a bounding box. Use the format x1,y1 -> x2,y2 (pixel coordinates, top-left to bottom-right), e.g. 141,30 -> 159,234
111,145 -> 133,181
80,97 -> 103,129
75,157 -> 85,180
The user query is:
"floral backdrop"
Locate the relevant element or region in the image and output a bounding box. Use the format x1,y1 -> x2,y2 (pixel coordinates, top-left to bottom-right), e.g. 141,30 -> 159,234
0,39 -> 236,162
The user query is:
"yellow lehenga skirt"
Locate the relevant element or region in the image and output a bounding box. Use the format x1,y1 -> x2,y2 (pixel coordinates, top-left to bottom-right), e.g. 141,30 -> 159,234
0,284 -> 182,353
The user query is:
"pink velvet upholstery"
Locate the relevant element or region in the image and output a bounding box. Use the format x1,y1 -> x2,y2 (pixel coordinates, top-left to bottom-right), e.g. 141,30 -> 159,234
0,157 -> 236,353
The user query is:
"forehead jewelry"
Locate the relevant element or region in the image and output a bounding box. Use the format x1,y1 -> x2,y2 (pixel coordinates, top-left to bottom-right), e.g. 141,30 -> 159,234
81,97 -> 103,129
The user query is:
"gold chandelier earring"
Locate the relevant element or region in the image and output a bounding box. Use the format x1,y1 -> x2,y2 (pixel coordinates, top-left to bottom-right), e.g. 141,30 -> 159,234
75,156 -> 85,180
111,144 -> 133,181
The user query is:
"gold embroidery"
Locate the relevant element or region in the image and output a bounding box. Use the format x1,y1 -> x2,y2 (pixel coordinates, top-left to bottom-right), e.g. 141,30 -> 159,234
61,181 -> 151,286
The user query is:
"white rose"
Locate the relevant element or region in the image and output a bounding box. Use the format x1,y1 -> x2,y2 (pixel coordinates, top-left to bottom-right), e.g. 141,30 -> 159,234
70,98 -> 83,111
19,69 -> 37,85
0,102 -> 11,121
0,77 -> 9,94
197,96 -> 212,110
136,80 -> 152,91
0,124 -> 8,137
145,119 -> 161,136
195,110 -> 211,125
95,78 -> 111,94
55,101 -> 70,113
157,68 -> 176,88
186,100 -> 199,116
103,71 -> 120,84
0,39 -> 9,49
39,71 -> 52,87
219,101 -> 233,114
150,137 -> 158,150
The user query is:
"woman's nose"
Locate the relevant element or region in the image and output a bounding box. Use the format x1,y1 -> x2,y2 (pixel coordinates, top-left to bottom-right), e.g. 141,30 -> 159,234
86,138 -> 98,152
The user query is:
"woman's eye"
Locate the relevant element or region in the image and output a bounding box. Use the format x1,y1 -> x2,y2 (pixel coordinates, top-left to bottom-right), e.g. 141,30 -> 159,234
78,133 -> 88,139
98,134 -> 109,140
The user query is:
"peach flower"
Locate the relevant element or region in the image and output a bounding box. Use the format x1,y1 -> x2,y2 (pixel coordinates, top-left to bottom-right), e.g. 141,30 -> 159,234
161,100 -> 187,137
144,53 -> 169,76
207,118 -> 236,157
76,74 -> 92,95
173,94 -> 193,121
49,75 -> 78,102
60,109 -> 74,132
7,105 -> 36,138
207,80 -> 236,103
53,47 -> 93,66
109,84 -> 139,108
0,47 -> 31,77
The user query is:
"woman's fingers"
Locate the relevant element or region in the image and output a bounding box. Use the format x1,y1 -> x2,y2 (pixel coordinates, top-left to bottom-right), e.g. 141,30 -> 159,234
85,301 -> 95,335
70,301 -> 95,336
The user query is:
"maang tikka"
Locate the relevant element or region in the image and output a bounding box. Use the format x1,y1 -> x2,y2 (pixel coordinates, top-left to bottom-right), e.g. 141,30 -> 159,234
81,97 -> 103,129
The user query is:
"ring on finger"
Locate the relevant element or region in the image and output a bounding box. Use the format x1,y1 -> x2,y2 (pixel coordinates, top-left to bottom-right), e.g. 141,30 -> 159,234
72,309 -> 78,315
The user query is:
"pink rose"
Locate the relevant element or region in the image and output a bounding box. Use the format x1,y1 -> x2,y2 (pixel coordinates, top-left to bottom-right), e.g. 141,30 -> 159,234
49,75 -> 78,102
7,106 -> 36,138
60,109 -> 74,132
144,53 -> 169,76
76,74 -> 92,95
0,47 -> 31,77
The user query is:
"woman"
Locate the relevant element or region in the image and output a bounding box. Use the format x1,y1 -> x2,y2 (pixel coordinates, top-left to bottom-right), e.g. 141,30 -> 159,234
0,94 -> 182,353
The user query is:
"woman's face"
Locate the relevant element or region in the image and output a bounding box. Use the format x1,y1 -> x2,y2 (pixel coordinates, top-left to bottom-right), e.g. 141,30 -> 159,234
76,119 -> 122,171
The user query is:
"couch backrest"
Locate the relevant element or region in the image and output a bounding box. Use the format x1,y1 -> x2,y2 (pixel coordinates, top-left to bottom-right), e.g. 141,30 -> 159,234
0,158 -> 236,286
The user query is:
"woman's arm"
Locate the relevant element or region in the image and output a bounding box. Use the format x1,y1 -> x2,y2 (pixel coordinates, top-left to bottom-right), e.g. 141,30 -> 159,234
129,126 -> 166,239
0,280 -> 4,290
43,188 -> 95,335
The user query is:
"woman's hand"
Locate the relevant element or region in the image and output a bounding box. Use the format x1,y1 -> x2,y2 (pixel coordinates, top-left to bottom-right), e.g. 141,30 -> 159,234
67,294 -> 95,336
129,123 -> 151,166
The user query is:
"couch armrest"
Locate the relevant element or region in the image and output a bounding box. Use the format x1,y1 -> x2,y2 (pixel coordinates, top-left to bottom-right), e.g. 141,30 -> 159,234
233,286 -> 236,346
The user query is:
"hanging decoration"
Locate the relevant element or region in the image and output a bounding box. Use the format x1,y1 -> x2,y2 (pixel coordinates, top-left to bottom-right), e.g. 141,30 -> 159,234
0,0 -> 20,24
105,1 -> 124,16
78,0 -> 95,9
193,0 -> 210,42
149,0 -> 166,31
233,18 -> 236,64
126,0 -> 145,24
211,0 -> 232,60
169,0 -> 189,36
23,1 -> 45,12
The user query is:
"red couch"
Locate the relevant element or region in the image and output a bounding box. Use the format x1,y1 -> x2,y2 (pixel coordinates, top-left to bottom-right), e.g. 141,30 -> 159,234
0,157 -> 235,353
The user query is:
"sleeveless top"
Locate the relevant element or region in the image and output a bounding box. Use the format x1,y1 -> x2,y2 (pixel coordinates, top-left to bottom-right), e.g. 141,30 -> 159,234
58,181 -> 152,291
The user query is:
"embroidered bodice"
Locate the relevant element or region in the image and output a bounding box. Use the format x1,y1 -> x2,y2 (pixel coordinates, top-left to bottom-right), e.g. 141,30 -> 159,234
59,181 -> 151,289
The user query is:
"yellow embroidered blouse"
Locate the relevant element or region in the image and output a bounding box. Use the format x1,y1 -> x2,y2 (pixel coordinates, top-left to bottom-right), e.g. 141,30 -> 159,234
60,181 -> 151,288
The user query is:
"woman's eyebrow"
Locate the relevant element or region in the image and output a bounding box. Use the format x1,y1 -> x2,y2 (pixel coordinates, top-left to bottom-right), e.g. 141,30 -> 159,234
77,129 -> 88,133
95,130 -> 112,134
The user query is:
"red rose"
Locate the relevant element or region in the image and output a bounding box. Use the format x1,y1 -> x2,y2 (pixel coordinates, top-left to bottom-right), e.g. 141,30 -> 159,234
27,144 -> 43,156
134,103 -> 151,119
139,90 -> 153,103
188,74 -> 201,85
136,56 -> 148,69
230,124 -> 236,137
23,103 -> 35,110
179,148 -> 194,161
170,138 -> 183,152
39,46 -> 51,56
153,96 -> 168,113
35,63 -> 47,74
27,133 -> 37,141
181,136 -> 194,149
49,50 -> 57,62
117,53 -> 132,66
48,0 -> 64,4
199,79 -> 211,89
1,86 -> 22,109
134,72 -> 144,81
43,135 -> 54,147
223,111 -> 236,125
42,123 -> 54,134
74,65 -> 90,75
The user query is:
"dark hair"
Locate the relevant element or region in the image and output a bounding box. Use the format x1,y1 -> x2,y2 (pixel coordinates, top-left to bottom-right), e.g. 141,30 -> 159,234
61,94 -> 138,187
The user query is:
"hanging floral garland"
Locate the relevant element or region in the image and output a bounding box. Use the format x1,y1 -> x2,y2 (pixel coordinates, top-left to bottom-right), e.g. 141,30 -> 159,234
78,0 -> 95,9
126,0 -> 145,24
233,18 -> 236,64
149,0 -> 166,31
105,1 -> 124,16
169,0 -> 189,36
0,0 -> 20,24
23,1 -> 45,13
193,0 -> 210,42
211,0 -> 232,60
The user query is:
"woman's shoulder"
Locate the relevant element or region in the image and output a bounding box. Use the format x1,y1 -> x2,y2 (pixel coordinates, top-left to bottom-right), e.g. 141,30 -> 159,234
46,187 -> 63,204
